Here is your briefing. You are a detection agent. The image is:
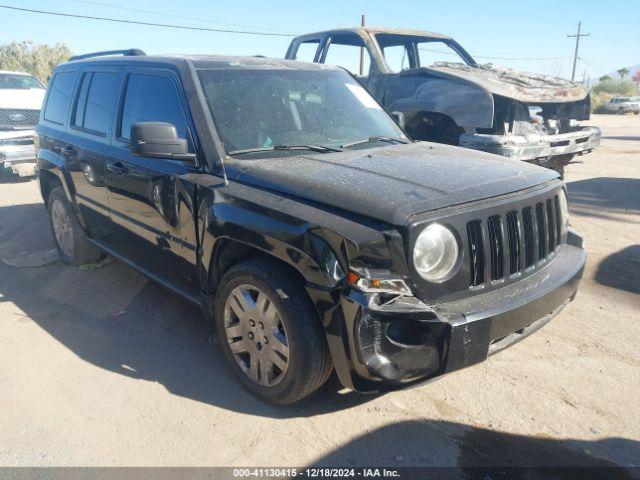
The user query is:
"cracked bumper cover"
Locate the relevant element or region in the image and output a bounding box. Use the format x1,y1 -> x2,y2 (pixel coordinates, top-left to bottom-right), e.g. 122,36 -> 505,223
323,231 -> 586,393
459,126 -> 601,162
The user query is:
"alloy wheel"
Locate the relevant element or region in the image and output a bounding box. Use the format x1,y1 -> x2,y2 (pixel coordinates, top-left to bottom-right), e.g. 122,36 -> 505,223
51,199 -> 74,258
223,284 -> 290,387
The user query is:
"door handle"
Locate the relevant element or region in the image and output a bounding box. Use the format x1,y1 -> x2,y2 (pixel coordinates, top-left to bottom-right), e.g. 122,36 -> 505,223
61,146 -> 77,159
106,162 -> 128,175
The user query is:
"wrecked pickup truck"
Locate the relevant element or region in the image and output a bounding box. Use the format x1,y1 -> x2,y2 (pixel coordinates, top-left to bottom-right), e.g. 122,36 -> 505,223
0,70 -> 46,178
286,27 -> 601,176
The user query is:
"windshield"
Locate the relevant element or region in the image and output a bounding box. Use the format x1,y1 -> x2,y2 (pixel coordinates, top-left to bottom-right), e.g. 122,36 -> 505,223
0,73 -> 45,90
197,68 -> 406,155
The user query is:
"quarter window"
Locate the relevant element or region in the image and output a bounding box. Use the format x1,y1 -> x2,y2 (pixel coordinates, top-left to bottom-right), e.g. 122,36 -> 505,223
73,72 -> 118,135
119,74 -> 188,141
44,71 -> 78,124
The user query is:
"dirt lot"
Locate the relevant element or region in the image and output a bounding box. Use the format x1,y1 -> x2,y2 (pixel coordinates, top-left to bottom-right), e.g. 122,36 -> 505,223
0,114 -> 638,471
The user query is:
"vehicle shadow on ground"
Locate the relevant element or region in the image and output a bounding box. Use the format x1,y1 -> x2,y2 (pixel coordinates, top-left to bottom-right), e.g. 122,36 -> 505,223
0,173 -> 34,185
306,420 -> 639,478
0,203 -> 375,418
602,135 -> 640,141
595,245 -> 640,295
567,177 -> 640,221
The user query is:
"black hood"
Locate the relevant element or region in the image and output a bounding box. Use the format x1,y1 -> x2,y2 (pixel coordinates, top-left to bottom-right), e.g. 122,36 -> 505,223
226,142 -> 558,225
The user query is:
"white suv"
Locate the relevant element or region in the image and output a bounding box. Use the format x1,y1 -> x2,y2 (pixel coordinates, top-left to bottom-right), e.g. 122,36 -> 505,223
602,96 -> 640,115
0,70 -> 46,178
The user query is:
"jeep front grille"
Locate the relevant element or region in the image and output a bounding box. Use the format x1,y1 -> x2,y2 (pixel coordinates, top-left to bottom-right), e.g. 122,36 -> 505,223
466,193 -> 564,287
0,108 -> 40,128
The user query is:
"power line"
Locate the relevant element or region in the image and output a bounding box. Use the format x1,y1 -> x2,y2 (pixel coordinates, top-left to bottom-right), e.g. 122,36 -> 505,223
65,0 -> 295,35
0,3 -> 293,37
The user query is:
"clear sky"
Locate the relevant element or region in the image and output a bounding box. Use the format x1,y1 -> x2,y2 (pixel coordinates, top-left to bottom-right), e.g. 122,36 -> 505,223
2,0 -> 639,81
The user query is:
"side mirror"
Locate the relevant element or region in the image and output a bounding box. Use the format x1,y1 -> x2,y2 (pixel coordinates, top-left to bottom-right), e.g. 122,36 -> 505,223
130,122 -> 196,161
391,111 -> 405,129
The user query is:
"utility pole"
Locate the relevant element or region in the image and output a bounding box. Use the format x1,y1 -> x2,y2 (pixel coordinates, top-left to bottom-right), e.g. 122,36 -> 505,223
359,14 -> 365,77
567,21 -> 590,82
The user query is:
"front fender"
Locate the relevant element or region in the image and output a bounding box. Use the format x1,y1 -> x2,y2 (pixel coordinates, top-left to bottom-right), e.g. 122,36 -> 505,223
196,180 -> 408,390
385,74 -> 494,129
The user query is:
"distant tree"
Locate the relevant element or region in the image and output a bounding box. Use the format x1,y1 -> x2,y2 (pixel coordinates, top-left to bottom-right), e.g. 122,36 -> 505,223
617,67 -> 629,80
0,41 -> 72,83
599,75 -> 612,82
633,70 -> 640,89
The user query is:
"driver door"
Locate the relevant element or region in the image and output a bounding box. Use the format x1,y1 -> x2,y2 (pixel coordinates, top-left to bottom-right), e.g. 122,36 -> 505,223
103,67 -> 201,299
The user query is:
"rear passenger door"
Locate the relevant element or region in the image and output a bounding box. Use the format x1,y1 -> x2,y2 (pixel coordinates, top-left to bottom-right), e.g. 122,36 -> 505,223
103,67 -> 201,298
66,67 -> 121,240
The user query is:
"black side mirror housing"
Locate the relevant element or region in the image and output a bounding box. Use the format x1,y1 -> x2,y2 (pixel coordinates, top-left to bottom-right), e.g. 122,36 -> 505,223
130,122 -> 196,161
391,111 -> 405,129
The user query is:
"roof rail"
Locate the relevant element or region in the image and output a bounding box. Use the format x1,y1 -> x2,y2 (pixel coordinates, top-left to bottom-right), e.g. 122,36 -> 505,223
69,49 -> 146,62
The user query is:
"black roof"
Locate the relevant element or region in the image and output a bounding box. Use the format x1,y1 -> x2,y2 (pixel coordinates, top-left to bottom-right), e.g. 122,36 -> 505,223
62,53 -> 337,71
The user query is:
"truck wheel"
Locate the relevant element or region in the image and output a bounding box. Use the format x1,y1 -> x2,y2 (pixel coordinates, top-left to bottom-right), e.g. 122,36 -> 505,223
618,107 -> 625,115
214,257 -> 332,405
47,186 -> 103,265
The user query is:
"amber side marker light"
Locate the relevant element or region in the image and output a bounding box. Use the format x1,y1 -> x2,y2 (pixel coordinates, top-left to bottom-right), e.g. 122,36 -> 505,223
347,270 -> 411,295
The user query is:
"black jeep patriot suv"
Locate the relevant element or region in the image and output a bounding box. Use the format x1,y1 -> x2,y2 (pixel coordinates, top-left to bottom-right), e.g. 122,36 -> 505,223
36,50 -> 586,404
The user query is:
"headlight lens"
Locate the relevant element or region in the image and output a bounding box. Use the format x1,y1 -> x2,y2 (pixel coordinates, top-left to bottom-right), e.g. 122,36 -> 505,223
413,224 -> 459,282
559,189 -> 570,229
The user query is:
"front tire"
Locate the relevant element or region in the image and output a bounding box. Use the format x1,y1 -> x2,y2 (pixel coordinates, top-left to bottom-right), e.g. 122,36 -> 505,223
47,186 -> 103,265
214,257 -> 332,405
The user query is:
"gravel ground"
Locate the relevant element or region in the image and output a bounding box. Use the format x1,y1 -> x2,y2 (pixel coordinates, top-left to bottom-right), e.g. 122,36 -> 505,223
0,114 -> 638,471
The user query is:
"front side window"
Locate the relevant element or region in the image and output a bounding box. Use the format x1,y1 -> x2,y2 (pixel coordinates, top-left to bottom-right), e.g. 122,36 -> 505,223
375,34 -> 475,70
73,72 -> 118,135
119,74 -> 187,141
416,40 -> 469,67
323,36 -> 371,77
44,71 -> 77,124
198,68 -> 406,154
0,73 -> 44,90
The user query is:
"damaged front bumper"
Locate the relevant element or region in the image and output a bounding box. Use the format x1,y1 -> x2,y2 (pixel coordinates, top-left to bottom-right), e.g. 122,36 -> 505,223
319,231 -> 586,393
459,126 -> 601,162
0,130 -> 37,177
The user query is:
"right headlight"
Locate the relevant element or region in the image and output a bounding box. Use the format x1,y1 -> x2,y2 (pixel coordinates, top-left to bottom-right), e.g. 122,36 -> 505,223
413,223 -> 460,282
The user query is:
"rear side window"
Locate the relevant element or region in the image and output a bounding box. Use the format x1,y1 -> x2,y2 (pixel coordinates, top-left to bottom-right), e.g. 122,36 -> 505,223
119,74 -> 187,141
44,71 -> 77,124
73,72 -> 118,135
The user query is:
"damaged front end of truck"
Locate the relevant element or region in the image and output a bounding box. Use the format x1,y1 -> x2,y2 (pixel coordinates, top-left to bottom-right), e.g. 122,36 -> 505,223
286,27 -> 601,176
439,62 -> 601,176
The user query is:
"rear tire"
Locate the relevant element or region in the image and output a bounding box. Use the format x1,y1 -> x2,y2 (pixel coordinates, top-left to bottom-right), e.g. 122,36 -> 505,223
214,257 -> 332,405
47,186 -> 103,266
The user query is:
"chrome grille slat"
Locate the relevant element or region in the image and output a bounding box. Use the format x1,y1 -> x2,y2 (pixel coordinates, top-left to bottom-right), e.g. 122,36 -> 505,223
466,220 -> 485,287
465,191 -> 566,288
535,203 -> 547,260
487,215 -> 504,281
506,211 -> 520,275
546,198 -> 556,253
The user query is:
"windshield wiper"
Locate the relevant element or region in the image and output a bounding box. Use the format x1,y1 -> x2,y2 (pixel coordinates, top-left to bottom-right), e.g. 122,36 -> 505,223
228,144 -> 343,156
341,136 -> 410,148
